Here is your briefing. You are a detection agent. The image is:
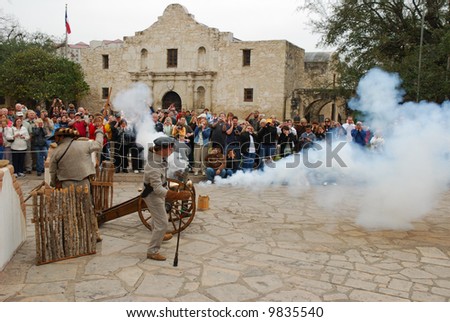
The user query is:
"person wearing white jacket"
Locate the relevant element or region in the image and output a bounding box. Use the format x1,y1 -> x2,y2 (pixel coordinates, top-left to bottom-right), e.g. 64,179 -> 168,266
7,117 -> 30,177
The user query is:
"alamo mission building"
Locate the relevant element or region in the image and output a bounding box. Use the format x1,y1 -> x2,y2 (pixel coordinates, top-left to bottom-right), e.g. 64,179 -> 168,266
65,4 -> 346,122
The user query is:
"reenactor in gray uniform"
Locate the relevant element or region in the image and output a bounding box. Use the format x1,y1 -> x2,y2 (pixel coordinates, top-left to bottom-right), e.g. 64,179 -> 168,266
142,136 -> 190,261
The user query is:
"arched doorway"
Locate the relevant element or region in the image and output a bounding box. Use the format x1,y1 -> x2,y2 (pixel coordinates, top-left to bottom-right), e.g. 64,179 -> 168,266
162,91 -> 182,111
304,99 -> 332,123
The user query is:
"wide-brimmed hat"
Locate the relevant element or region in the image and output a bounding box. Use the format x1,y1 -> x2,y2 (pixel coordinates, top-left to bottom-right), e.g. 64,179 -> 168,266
47,128 -> 80,141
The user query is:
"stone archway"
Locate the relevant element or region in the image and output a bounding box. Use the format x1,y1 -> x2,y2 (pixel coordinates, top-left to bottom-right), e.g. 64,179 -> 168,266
162,91 -> 182,111
294,88 -> 349,123
304,99 -> 332,123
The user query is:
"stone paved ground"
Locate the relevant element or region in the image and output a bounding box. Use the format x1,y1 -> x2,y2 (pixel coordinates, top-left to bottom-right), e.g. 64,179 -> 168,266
1,174 -> 450,302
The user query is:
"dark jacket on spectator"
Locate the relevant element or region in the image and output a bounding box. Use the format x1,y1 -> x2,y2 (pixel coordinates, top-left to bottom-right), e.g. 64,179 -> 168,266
32,127 -> 48,147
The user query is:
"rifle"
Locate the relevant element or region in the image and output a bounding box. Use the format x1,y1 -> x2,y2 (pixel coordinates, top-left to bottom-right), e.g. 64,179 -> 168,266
103,87 -> 112,117
24,181 -> 45,203
173,168 -> 190,267
173,207 -> 183,267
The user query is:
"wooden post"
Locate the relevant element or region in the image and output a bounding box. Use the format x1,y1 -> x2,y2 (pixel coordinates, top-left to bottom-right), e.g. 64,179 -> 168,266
32,192 -> 41,263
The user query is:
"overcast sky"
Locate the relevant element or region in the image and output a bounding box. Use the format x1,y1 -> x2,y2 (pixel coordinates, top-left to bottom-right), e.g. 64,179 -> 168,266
0,0 -> 333,52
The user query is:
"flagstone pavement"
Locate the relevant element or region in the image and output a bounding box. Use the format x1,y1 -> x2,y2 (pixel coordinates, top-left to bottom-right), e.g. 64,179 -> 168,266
1,173 -> 450,302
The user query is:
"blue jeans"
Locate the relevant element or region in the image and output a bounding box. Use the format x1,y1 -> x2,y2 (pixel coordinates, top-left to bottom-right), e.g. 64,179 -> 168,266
226,143 -> 241,158
35,145 -> 48,174
206,167 -> 226,182
242,153 -> 255,172
260,144 -> 276,159
0,146 -> 4,160
258,144 -> 276,169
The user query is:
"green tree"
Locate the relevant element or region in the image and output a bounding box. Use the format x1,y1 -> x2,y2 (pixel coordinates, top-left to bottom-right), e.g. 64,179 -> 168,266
0,14 -> 87,105
0,47 -> 89,104
0,15 -> 57,65
300,0 -> 450,103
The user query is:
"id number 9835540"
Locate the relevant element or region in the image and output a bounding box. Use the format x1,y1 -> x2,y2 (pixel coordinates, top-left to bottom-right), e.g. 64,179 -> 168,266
268,306 -> 324,318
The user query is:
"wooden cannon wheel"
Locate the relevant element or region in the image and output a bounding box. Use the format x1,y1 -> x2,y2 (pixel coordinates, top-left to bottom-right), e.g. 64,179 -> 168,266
137,178 -> 196,234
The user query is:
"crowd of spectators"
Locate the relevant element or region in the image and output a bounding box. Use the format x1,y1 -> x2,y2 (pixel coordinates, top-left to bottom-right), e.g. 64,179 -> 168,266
150,106 -> 384,183
0,99 -> 384,181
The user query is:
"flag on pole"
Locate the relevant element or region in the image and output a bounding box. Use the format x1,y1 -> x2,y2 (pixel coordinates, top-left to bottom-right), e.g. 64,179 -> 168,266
65,6 -> 71,34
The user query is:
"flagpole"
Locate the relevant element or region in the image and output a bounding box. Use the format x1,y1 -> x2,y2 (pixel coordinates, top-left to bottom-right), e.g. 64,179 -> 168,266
416,1 -> 425,102
65,4 -> 68,58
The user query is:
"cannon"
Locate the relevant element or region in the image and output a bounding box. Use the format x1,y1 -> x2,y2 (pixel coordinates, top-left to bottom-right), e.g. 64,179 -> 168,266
92,162 -> 196,234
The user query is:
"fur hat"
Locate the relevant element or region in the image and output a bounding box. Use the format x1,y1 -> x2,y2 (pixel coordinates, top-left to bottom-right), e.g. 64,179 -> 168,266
48,128 -> 80,141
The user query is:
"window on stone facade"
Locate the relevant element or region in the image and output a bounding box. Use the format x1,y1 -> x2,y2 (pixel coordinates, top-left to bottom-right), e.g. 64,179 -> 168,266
102,87 -> 109,99
102,55 -> 109,69
243,49 -> 251,66
244,88 -> 253,102
167,49 -> 178,68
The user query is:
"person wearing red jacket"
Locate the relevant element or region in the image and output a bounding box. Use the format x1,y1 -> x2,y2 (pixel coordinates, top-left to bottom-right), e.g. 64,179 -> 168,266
70,112 -> 88,138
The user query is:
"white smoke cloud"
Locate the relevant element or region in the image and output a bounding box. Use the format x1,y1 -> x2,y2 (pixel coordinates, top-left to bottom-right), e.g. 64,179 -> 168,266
213,68 -> 450,230
111,82 -> 184,174
112,82 -> 163,159
349,68 -> 450,229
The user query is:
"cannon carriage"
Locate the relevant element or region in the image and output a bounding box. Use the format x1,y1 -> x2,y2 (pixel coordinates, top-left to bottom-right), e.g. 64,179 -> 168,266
93,161 -> 197,234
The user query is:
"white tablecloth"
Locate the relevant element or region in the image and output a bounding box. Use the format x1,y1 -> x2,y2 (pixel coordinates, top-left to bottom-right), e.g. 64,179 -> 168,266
0,167 -> 27,270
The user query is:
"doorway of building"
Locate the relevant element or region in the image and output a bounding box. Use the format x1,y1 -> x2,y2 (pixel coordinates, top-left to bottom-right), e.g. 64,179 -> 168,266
162,91 -> 182,111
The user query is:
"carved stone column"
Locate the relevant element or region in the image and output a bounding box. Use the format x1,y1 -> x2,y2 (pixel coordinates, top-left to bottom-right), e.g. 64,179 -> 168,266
186,73 -> 194,110
205,74 -> 213,111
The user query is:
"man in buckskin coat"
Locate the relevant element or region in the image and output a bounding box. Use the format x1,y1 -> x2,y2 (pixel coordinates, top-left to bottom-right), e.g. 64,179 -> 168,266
49,122 -> 104,189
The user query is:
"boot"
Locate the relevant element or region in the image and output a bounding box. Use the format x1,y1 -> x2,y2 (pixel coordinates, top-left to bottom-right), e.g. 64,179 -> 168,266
147,252 -> 166,261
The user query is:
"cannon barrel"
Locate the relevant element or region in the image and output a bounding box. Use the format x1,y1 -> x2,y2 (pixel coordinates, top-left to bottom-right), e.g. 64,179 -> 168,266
97,195 -> 140,225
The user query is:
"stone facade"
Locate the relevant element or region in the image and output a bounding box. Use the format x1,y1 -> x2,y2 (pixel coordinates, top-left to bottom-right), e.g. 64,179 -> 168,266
67,4 -> 341,121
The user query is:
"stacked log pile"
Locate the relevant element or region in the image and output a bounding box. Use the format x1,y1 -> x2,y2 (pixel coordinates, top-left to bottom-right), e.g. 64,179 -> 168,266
32,185 -> 97,265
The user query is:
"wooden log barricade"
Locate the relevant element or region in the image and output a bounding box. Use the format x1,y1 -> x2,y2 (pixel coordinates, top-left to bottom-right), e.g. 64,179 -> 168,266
91,161 -> 115,214
32,185 -> 97,265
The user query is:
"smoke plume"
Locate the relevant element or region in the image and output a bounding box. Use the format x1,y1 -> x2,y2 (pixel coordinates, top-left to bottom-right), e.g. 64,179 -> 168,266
112,82 -> 162,159
215,68 -> 450,230
347,68 -> 450,229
